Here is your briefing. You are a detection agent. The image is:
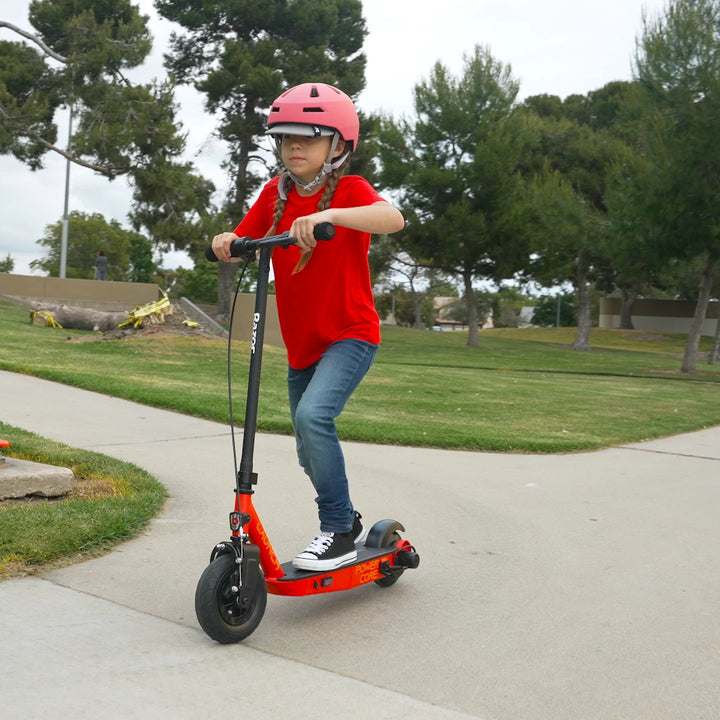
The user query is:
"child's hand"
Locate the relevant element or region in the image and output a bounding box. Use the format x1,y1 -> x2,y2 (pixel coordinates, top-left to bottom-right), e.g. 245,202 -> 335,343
289,213 -> 329,254
211,232 -> 241,262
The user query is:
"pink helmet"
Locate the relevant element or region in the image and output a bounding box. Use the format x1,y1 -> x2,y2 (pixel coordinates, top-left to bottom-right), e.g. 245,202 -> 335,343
266,83 -> 360,150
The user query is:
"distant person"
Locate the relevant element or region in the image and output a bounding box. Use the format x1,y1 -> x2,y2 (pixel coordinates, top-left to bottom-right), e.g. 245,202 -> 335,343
93,251 -> 108,280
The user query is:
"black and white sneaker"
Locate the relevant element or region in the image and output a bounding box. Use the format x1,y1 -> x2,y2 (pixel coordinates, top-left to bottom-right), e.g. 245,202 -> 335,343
292,531 -> 357,571
352,511 -> 367,545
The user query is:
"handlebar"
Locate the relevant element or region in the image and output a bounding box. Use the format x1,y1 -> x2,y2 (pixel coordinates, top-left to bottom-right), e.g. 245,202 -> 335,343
205,222 -> 335,262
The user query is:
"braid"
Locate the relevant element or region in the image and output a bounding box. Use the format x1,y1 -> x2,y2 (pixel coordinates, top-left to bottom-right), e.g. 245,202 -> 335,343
267,173 -> 292,236
292,163 -> 348,274
318,167 -> 342,212
268,194 -> 287,237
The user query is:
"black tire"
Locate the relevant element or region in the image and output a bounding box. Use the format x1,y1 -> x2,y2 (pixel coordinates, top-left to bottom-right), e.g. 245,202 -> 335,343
366,520 -> 405,587
195,553 -> 267,643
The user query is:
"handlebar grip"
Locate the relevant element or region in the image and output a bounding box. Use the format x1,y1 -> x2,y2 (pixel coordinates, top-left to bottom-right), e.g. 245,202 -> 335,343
313,221 -> 335,241
205,236 -> 258,263
205,222 -> 335,262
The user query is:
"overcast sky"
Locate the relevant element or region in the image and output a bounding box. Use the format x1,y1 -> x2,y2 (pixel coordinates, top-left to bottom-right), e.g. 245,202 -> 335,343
1,0 -> 669,275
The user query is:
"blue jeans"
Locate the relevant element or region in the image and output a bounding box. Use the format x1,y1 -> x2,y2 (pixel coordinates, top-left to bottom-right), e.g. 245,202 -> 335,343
288,339 -> 378,533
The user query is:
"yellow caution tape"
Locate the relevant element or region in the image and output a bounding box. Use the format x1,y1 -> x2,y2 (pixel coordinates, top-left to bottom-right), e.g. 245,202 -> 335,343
31,310 -> 63,328
182,319 -> 199,328
118,292 -> 172,329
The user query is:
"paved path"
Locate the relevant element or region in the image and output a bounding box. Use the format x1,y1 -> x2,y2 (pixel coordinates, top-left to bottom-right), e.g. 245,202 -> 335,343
1,369 -> 719,719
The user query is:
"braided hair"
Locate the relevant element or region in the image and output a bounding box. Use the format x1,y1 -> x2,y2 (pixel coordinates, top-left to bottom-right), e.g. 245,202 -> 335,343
269,159 -> 350,274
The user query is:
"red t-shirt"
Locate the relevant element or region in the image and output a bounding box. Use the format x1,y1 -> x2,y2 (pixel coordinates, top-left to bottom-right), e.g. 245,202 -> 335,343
233,175 -> 384,369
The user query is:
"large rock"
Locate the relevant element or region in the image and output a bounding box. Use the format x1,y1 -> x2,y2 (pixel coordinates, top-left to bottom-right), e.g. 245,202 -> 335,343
0,457 -> 74,500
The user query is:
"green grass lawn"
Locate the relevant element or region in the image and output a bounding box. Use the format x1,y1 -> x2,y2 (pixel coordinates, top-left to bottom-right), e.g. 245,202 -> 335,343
2,299 -> 719,452
0,421 -> 166,579
2,298 -> 719,578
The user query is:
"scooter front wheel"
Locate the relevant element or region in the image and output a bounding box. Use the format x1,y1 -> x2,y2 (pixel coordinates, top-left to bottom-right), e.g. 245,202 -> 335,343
195,553 -> 267,643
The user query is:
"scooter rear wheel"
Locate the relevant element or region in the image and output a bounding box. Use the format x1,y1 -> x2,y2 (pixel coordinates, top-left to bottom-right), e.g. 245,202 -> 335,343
195,553 -> 267,643
366,520 -> 405,587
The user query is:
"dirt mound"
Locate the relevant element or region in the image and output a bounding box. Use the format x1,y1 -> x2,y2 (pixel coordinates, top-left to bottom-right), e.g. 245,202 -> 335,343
66,304 -> 223,341
103,308 -> 222,339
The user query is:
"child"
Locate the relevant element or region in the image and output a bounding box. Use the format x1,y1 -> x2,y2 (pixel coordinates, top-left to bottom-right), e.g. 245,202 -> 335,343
212,83 -> 404,571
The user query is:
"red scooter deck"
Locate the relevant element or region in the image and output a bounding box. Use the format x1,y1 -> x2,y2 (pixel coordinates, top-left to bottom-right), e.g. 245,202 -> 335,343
266,541 -> 413,596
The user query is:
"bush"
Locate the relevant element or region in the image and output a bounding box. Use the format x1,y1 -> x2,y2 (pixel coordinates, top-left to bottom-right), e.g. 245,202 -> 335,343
532,293 -> 576,326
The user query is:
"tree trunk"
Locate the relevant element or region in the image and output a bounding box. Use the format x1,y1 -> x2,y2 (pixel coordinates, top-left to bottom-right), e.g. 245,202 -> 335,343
412,293 -> 426,329
619,287 -> 636,330
572,259 -> 592,350
463,272 -> 479,347
217,137 -> 252,319
682,254 -> 719,373
407,274 -> 426,329
709,316 -> 720,365
216,262 -> 240,320
30,303 -> 128,332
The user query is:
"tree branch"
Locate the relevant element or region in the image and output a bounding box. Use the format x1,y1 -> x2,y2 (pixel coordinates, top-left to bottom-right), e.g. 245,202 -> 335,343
0,20 -> 68,64
32,133 -> 119,176
0,102 -> 116,175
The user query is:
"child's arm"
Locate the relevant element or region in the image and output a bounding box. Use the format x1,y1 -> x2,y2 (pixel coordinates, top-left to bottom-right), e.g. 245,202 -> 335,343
290,202 -> 404,254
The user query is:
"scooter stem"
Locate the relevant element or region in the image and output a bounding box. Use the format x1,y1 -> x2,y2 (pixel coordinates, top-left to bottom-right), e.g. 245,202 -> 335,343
236,245 -> 272,494
232,223 -> 334,494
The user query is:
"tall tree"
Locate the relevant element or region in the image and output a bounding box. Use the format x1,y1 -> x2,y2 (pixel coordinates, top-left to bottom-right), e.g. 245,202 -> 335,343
156,0 -> 367,317
634,0 -> 720,373
604,142 -> 671,328
517,108 -> 628,349
377,45 -> 527,347
127,232 -> 158,283
30,210 -> 148,280
522,167 -> 597,345
0,2 -> 211,261
524,83 -> 667,333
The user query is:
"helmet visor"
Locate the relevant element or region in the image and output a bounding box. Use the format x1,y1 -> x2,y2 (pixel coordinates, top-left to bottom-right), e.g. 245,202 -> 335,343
266,122 -> 336,138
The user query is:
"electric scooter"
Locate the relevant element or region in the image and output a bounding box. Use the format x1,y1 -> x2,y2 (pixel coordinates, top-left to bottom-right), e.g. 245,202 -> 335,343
198,222 -> 419,643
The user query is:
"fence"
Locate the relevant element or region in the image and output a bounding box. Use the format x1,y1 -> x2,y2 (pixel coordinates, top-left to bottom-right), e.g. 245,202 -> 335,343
599,298 -> 719,335
0,272 -> 284,347
0,272 -> 159,310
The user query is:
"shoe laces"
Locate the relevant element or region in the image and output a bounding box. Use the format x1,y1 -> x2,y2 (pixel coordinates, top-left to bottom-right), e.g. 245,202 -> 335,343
303,532 -> 334,554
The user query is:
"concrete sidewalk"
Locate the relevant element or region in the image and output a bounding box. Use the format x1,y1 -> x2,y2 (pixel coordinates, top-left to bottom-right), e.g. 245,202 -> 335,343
1,369 -> 719,719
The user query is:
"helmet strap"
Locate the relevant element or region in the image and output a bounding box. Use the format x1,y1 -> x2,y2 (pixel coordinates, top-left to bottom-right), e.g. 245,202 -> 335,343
276,132 -> 349,197
277,172 -> 295,201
